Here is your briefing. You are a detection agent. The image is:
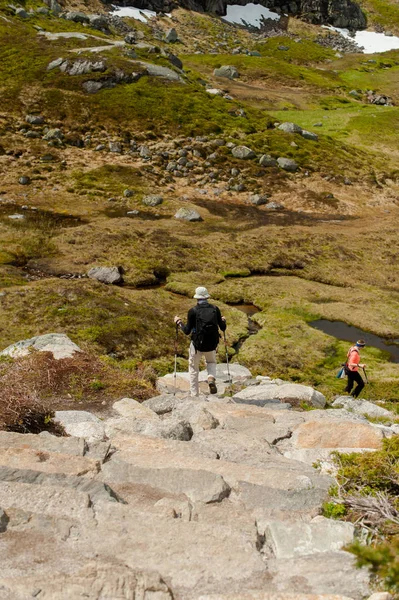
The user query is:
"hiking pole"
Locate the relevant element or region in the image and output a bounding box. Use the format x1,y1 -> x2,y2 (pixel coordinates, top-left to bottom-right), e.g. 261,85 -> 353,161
223,330 -> 232,388
173,323 -> 180,396
362,367 -> 369,384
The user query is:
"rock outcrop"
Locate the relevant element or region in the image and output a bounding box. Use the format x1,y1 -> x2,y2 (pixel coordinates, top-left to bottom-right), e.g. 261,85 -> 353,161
119,0 -> 366,30
0,362 -> 388,598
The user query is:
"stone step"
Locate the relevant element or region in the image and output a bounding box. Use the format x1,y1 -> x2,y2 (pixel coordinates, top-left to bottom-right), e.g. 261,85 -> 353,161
0,466 -> 121,505
0,480 -> 93,521
0,430 -> 86,456
73,500 -> 269,599
0,448 -> 100,477
0,564 -> 173,600
267,552 -> 370,600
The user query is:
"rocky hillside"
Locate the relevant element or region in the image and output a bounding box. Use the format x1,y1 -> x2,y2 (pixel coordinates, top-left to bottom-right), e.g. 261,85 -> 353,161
0,0 -> 399,595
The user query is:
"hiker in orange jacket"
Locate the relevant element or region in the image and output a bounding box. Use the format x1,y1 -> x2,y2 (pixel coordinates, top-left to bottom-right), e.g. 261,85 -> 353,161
345,339 -> 366,398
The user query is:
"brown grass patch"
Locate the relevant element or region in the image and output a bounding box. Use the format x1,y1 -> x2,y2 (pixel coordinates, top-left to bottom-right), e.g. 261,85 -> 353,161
0,351 -> 156,433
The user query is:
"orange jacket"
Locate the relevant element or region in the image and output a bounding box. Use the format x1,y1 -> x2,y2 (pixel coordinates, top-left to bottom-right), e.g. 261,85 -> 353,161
347,346 -> 360,372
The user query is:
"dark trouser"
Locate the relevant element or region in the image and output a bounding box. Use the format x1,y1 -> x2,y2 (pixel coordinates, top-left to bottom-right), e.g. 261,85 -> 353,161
345,370 -> 365,398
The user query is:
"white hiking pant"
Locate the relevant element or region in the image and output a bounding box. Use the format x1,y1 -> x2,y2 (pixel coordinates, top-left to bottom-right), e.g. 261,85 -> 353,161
189,342 -> 217,397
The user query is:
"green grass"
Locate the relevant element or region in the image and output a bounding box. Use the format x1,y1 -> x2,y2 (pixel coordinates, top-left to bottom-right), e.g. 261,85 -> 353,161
359,0 -> 399,32
269,105 -> 399,160
186,53 -> 342,91
73,165 -> 145,196
254,36 -> 337,64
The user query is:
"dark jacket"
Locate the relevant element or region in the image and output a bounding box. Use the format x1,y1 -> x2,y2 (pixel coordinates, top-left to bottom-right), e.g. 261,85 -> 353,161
180,301 -> 226,338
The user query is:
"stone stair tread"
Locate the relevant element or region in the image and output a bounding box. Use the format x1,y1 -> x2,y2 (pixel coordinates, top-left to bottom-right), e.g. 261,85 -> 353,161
0,447 -> 100,476
0,430 -> 86,456
0,466 -> 120,504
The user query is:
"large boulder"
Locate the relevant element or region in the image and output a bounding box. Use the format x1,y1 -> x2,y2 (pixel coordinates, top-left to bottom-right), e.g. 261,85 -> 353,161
233,383 -> 326,408
87,266 -> 123,285
0,333 -> 81,360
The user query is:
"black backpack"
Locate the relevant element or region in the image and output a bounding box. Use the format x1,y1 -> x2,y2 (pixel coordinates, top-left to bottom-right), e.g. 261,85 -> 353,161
192,304 -> 220,352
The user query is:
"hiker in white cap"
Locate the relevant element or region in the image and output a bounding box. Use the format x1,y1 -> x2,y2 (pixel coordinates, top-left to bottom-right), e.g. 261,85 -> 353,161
174,287 -> 226,397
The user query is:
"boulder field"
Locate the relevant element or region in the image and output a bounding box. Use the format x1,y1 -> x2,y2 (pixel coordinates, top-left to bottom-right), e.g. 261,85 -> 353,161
0,357 -> 395,599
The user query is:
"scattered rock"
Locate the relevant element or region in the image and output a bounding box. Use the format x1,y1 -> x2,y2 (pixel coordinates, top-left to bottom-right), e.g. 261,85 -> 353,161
18,176 -> 30,185
259,154 -> 278,167
54,411 -> 106,443
142,194 -> 163,207
15,7 -> 29,18
43,128 -> 63,142
301,130 -> 319,141
25,114 -> 44,125
214,65 -> 239,79
47,57 -> 65,72
277,157 -> 298,172
88,14 -> 109,31
0,333 -> 81,360
167,52 -> 183,70
165,27 -> 178,43
87,266 -> 123,285
332,396 -> 394,419
248,193 -> 269,206
233,382 -> 326,408
278,122 -> 303,134
64,11 -> 90,24
232,146 -> 256,159
175,208 -> 203,221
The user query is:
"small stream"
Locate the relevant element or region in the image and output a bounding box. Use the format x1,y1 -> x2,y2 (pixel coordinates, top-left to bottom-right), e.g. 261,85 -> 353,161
310,319 -> 399,363
232,303 -> 262,353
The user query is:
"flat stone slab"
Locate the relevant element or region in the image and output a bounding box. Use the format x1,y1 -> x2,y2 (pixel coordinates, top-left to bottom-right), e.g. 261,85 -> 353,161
263,516 -> 355,559
0,333 -> 81,359
0,480 -> 92,520
0,448 -> 99,477
102,461 -> 230,504
290,421 -> 384,450
0,431 -> 85,456
268,552 -> 370,599
192,429 -> 279,468
112,398 -> 158,419
198,594 -> 356,599
0,565 -> 172,600
332,397 -> 394,419
233,383 -> 326,408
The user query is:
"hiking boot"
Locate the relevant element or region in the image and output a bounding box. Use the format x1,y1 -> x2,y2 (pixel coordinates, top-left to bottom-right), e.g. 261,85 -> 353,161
208,378 -> 217,395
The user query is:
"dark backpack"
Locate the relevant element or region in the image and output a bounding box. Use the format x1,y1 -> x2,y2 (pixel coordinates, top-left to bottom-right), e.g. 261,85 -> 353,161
192,304 -> 220,352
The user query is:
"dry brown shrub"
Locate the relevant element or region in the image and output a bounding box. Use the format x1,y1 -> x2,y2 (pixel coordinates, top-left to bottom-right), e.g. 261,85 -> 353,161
0,351 -> 155,433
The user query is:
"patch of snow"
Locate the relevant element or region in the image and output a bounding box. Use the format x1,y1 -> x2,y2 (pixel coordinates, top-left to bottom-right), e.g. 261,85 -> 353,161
111,5 -> 171,22
326,26 -> 399,54
224,3 -> 280,28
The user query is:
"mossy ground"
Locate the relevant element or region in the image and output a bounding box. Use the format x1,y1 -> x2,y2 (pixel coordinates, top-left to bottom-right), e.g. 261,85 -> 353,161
0,4 -> 398,404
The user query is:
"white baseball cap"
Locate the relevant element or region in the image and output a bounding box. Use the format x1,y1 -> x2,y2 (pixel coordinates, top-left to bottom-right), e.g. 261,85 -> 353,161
194,286 -> 210,299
